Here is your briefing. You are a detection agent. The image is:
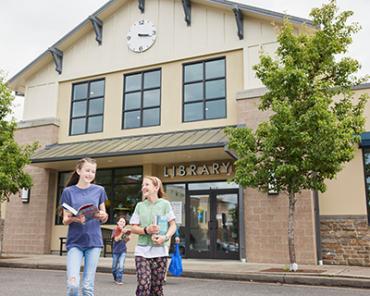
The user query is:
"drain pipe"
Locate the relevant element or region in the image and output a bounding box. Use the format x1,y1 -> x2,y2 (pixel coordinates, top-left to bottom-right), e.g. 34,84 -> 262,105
313,190 -> 323,265
224,145 -> 247,262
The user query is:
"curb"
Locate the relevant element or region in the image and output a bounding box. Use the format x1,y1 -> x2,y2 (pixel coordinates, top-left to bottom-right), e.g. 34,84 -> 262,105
1,262 -> 370,289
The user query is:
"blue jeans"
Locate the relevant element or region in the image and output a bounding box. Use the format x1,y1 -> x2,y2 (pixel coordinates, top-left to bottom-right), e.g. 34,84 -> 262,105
112,252 -> 126,282
66,247 -> 101,296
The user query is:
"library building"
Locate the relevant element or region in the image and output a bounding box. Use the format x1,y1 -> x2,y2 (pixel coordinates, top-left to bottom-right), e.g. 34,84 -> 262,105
3,0 -> 370,266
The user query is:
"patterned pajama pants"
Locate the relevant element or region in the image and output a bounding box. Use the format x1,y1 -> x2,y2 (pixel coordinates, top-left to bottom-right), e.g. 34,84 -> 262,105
135,256 -> 168,296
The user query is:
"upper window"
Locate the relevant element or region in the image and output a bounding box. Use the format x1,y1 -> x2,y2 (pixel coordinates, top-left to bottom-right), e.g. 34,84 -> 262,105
122,69 -> 161,129
70,79 -> 105,135
183,58 -> 226,122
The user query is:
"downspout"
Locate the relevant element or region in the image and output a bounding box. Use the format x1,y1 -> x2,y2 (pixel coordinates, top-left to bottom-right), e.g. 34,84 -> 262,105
225,145 -> 247,262
313,190 -> 322,265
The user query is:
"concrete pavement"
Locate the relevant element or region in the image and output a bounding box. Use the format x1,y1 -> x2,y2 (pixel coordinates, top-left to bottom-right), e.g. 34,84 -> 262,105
1,254 -> 370,289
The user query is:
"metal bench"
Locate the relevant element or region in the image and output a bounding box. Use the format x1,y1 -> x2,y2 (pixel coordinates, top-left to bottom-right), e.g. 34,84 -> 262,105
59,227 -> 113,257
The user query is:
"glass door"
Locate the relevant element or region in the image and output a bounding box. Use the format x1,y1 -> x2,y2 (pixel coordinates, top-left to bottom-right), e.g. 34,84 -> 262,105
186,189 -> 239,259
187,193 -> 212,257
214,192 -> 239,259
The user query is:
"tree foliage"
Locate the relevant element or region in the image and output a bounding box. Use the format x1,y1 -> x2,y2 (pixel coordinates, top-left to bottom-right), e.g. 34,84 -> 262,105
0,73 -> 38,203
226,0 -> 368,268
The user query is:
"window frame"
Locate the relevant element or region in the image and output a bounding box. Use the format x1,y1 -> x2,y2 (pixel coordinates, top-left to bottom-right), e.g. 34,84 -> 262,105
69,78 -> 105,136
122,68 -> 162,129
182,57 -> 227,122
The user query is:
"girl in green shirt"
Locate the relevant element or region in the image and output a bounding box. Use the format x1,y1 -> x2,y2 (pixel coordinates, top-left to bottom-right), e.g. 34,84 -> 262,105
130,176 -> 177,296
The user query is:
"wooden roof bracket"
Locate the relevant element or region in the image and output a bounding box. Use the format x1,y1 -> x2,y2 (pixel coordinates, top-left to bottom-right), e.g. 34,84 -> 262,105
89,16 -> 103,45
48,47 -> 63,74
182,0 -> 191,26
232,5 -> 244,40
138,0 -> 145,13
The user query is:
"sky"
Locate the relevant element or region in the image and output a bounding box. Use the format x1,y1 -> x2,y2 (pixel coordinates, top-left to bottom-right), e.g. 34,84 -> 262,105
1,0 -> 369,121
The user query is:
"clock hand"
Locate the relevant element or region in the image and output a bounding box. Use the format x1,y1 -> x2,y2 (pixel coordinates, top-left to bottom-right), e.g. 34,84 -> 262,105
138,33 -> 151,37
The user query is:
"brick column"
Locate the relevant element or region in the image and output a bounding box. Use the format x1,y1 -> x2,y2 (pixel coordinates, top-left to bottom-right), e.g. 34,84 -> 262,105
244,188 -> 317,264
2,119 -> 59,254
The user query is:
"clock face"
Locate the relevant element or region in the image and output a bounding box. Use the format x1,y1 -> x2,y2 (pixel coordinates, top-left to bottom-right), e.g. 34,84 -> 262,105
127,20 -> 157,53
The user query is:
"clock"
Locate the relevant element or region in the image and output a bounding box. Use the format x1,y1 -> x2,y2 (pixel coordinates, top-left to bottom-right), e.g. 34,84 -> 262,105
127,20 -> 157,53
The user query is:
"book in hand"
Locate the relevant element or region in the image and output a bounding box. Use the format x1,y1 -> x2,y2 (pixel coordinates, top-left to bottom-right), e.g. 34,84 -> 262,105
62,202 -> 99,223
154,215 -> 168,235
113,228 -> 131,240
122,229 -> 131,239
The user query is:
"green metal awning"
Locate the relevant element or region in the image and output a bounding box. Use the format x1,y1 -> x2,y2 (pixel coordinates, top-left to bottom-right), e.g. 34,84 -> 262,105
31,126 -> 231,163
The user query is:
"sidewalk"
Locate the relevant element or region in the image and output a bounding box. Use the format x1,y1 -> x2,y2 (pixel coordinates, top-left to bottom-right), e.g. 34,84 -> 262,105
1,254 -> 370,289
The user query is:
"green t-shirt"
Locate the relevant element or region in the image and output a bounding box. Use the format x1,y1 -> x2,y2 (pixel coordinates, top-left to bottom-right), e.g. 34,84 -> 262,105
132,198 -> 173,247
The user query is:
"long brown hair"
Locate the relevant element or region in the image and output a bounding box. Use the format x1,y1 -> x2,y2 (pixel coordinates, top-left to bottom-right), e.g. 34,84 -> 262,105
65,158 -> 97,187
143,175 -> 166,198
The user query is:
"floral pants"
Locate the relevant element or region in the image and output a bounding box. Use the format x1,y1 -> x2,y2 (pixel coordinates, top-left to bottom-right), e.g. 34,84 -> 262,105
135,256 -> 167,296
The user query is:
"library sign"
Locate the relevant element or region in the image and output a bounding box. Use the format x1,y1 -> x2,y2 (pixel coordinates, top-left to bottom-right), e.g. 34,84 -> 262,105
162,161 -> 233,178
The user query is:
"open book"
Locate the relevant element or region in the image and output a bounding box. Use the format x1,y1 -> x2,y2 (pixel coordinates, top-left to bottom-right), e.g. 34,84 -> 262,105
62,202 -> 99,223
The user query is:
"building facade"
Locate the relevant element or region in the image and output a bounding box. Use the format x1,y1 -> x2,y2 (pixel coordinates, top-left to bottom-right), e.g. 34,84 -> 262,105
3,0 -> 370,266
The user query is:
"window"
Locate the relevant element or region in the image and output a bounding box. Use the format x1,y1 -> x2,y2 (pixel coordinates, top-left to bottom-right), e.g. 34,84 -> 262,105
183,58 -> 226,122
363,149 -> 370,223
70,79 -> 105,135
55,167 -> 143,225
122,69 -> 161,129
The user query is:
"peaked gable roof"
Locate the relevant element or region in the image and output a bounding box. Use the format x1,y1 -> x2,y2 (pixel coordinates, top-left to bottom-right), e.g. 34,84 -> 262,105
8,0 -> 313,93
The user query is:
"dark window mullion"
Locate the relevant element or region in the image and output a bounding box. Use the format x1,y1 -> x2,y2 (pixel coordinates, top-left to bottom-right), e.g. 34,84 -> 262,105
202,61 -> 206,120
142,105 -> 160,111
143,86 -> 161,92
184,79 -> 203,86
204,76 -> 225,82
205,97 -> 225,102
140,72 -> 144,126
184,99 -> 203,105
85,82 -> 91,134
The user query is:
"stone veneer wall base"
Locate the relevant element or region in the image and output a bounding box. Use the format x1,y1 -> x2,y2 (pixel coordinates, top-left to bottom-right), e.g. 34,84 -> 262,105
321,215 -> 370,266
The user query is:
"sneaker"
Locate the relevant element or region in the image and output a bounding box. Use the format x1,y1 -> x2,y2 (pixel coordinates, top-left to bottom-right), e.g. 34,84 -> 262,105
115,281 -> 123,285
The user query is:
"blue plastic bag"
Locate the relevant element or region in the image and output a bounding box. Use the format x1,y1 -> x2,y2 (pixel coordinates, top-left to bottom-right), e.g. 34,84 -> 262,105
169,243 -> 183,276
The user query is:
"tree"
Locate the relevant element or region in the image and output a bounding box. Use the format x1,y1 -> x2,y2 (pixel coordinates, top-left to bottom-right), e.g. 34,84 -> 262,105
0,72 -> 38,234
226,0 -> 368,271
0,72 -> 38,253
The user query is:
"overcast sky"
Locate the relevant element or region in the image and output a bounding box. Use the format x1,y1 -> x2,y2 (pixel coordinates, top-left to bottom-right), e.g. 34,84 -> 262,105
1,0 -> 369,120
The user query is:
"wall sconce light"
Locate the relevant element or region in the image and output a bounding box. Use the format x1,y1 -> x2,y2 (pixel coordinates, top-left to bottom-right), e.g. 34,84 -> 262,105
21,188 -> 31,203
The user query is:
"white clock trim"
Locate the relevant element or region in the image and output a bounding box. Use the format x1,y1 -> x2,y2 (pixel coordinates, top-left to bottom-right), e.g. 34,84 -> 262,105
127,20 -> 157,53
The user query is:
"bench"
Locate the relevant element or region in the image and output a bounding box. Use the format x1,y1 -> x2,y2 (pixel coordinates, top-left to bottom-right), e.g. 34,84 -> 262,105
59,237 -> 67,256
101,227 -> 113,257
59,228 -> 113,257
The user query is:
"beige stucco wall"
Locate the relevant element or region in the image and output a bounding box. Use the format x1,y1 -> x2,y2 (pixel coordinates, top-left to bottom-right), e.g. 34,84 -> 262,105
320,149 -> 367,215
57,49 -> 243,143
22,63 -> 59,121
319,87 -> 370,216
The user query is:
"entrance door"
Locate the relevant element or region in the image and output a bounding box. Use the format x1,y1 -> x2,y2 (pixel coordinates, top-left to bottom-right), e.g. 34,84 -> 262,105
186,189 -> 239,259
